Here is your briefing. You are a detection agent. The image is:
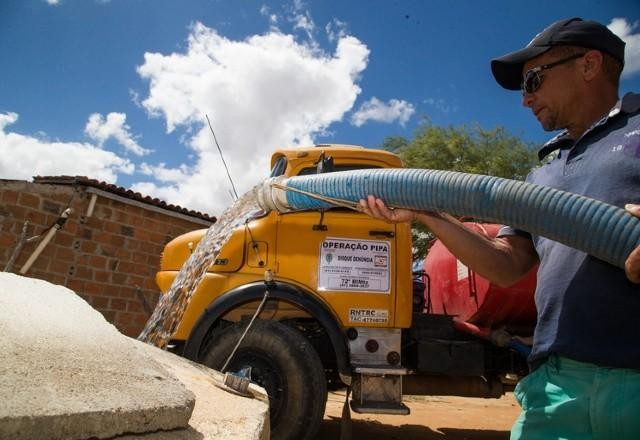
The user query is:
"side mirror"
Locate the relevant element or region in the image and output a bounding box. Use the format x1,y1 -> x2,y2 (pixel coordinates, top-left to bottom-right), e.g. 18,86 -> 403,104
315,151 -> 334,174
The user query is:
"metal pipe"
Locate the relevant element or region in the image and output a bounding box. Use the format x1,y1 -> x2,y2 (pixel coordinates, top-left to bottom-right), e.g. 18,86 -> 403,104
4,220 -> 30,272
85,193 -> 98,218
19,208 -> 73,275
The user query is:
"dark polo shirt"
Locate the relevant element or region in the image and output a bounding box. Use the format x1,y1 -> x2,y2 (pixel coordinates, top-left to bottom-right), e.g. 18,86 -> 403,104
500,92 -> 640,370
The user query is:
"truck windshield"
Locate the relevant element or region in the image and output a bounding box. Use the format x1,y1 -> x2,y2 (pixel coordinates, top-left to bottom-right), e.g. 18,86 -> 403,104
270,156 -> 288,177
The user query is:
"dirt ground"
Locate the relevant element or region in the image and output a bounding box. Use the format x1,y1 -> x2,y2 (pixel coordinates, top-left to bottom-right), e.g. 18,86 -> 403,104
316,390 -> 520,440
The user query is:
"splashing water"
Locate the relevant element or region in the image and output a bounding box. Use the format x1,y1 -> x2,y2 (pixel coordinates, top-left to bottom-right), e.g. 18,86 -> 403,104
138,188 -> 262,349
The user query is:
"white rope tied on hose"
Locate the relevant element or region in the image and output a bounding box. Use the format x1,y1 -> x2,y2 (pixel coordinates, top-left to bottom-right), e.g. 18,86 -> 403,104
270,182 -> 363,212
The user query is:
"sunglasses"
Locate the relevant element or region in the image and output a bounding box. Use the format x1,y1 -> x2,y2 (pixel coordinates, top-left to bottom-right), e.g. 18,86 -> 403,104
521,52 -> 586,95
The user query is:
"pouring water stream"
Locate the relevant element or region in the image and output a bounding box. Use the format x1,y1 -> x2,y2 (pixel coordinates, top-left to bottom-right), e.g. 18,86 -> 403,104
138,189 -> 262,349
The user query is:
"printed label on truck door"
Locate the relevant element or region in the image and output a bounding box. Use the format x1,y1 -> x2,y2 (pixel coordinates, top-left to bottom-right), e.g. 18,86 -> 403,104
318,237 -> 390,293
348,308 -> 389,324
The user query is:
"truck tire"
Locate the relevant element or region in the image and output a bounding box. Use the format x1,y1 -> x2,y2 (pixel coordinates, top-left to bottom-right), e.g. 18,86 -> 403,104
200,319 -> 328,440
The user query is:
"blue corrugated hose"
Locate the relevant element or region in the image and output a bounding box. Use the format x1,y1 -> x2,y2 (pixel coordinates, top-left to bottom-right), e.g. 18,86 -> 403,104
280,168 -> 640,270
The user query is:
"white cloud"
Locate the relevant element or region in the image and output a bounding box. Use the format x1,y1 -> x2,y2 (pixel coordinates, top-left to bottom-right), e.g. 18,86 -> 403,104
45,0 -> 61,5
423,97 -> 458,114
260,1 -> 315,39
291,0 -> 313,30
0,112 -> 133,182
351,97 -> 415,127
260,5 -> 279,29
135,21 -> 370,215
84,112 -> 151,156
291,12 -> 314,36
139,162 -> 191,183
608,18 -> 640,78
326,18 -> 349,43
0,112 -> 18,130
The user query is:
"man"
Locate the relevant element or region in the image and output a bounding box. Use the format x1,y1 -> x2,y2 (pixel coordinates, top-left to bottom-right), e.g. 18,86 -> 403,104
360,18 -> 640,439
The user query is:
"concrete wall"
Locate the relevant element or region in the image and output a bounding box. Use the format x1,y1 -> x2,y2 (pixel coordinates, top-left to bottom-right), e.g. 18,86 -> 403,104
0,179 -> 212,337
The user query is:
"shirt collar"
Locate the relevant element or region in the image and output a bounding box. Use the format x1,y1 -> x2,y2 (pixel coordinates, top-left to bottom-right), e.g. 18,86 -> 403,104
537,92 -> 640,161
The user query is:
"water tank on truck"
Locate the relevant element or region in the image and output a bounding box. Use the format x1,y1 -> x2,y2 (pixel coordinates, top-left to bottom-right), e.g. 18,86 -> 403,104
422,223 -> 537,331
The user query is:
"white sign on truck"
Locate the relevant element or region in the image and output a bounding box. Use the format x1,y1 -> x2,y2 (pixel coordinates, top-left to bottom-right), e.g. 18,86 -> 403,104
318,237 -> 390,293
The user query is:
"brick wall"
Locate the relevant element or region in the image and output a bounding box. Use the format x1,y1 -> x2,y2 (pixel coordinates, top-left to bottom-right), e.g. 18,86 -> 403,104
0,180 -> 212,337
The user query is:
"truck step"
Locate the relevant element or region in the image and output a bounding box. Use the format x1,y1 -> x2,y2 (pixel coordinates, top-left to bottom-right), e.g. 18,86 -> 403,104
350,367 -> 409,415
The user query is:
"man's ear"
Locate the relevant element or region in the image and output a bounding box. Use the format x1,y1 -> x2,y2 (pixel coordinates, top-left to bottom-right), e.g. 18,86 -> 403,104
582,50 -> 603,81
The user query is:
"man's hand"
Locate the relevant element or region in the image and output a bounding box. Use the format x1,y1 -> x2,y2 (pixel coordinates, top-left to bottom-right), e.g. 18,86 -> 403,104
359,195 -> 417,223
625,204 -> 640,284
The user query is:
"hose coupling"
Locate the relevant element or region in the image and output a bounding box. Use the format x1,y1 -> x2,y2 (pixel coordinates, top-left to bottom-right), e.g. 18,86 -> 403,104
254,176 -> 292,213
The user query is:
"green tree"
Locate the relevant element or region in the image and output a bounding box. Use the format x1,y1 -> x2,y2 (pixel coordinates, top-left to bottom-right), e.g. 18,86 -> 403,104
379,123 -> 538,260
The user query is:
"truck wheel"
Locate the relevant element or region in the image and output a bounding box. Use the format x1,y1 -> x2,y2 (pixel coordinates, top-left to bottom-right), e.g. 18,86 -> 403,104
200,319 -> 328,440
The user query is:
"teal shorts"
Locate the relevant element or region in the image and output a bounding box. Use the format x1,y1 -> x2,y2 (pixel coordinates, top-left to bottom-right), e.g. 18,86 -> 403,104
511,354 -> 640,440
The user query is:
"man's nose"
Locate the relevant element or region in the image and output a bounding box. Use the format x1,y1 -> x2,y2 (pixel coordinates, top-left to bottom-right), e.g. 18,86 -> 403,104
522,92 -> 534,108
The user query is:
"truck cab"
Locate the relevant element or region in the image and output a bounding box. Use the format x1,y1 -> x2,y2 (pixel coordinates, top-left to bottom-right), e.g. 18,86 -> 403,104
155,144 -> 534,440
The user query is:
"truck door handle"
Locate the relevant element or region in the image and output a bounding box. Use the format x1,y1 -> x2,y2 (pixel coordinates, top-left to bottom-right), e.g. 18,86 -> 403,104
369,230 -> 394,238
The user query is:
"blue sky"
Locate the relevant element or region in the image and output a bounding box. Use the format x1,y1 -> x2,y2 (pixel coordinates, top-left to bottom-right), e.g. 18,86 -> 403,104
1,0 -> 639,215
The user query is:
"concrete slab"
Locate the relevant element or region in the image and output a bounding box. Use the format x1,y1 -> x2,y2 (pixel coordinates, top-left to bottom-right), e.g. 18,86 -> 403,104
0,273 -> 195,440
117,342 -> 270,440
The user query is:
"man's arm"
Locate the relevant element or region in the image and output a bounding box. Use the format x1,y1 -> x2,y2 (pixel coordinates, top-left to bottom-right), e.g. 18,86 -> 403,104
625,204 -> 640,284
360,196 -> 539,287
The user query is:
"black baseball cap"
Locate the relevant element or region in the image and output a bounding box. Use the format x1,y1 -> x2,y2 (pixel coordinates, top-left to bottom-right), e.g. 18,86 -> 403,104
491,17 -> 626,90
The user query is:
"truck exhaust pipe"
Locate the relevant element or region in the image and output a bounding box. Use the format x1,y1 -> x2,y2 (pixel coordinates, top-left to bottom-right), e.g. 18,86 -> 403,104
255,168 -> 640,270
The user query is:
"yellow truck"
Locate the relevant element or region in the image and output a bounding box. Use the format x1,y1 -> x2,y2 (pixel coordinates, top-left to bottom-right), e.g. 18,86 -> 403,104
156,145 -> 535,440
